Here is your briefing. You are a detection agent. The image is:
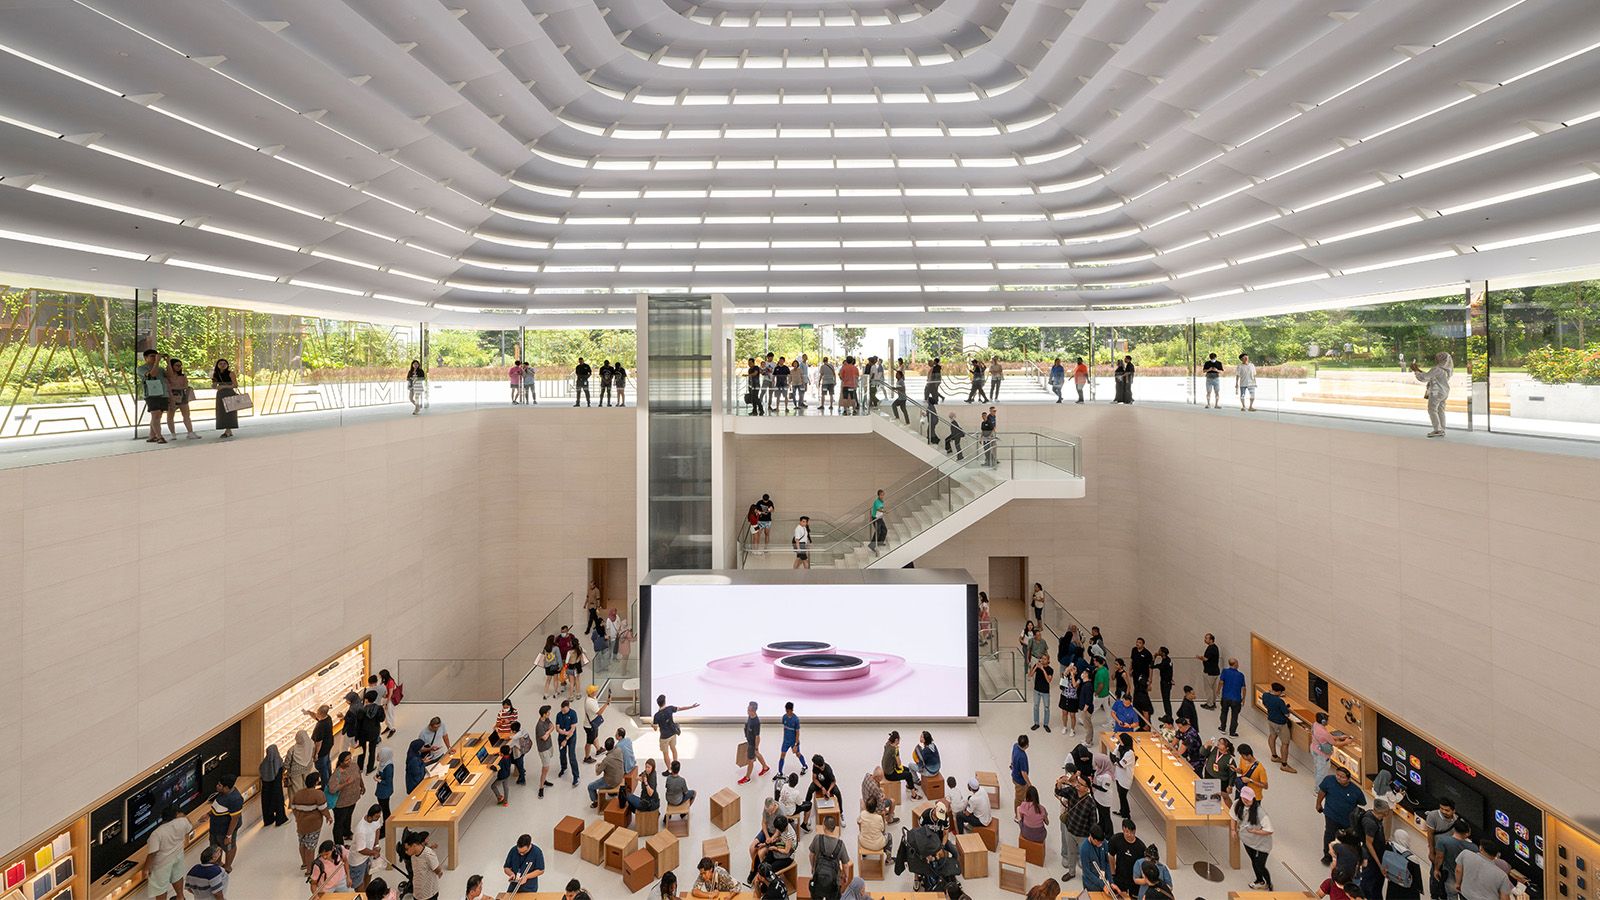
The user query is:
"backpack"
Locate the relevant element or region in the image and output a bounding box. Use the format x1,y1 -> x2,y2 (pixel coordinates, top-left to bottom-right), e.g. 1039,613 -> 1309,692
757,863 -> 790,900
810,834 -> 843,892
1383,849 -> 1414,887
363,703 -> 382,722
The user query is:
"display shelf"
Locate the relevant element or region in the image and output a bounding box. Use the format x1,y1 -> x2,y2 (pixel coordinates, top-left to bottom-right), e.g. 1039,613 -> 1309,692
2,822 -> 84,900
89,779 -> 258,900
262,641 -> 369,756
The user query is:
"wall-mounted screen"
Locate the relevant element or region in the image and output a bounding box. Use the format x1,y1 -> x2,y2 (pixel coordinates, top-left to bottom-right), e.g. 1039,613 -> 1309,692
642,573 -> 977,719
124,758 -> 201,845
1375,713 -> 1543,883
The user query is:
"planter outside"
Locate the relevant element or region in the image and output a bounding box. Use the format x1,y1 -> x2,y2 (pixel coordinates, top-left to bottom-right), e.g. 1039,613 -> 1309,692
1510,381 -> 1600,423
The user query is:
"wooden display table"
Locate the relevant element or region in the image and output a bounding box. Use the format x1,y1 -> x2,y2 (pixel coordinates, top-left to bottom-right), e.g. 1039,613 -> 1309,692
383,732 -> 497,870
1099,731 -> 1240,869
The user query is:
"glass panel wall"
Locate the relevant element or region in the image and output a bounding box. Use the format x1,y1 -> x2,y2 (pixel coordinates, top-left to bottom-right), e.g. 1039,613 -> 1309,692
1488,279 -> 1600,440
645,296 -> 713,570
0,283 -> 138,436
1096,323 -> 1193,404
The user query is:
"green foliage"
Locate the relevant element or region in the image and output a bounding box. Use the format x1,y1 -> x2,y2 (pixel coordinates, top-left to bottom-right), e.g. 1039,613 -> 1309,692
835,326 -> 867,356
733,328 -> 818,363
910,327 -> 964,360
987,327 -> 1041,354
1525,344 -> 1600,385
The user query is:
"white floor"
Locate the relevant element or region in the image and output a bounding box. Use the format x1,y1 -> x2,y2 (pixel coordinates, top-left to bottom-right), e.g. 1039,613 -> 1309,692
213,608 -> 1344,898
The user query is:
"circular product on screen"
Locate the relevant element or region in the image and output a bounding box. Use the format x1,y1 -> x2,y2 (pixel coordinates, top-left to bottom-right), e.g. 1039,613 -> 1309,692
773,653 -> 871,681
762,641 -> 836,659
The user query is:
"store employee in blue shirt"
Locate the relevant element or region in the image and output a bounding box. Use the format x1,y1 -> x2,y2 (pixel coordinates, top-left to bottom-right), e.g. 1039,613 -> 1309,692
1010,734 -> 1030,809
502,833 -> 545,892
1217,657 -> 1247,737
1261,683 -> 1297,772
1315,767 -> 1367,863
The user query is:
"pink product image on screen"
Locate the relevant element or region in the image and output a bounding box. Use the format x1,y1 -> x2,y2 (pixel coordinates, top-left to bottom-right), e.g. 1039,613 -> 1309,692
762,641 -> 836,659
701,648 -> 912,697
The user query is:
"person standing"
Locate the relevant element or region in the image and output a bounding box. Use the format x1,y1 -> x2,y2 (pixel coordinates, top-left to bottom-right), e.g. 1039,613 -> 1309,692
1435,820 -> 1477,900
406,360 -> 426,414
1010,734 -> 1031,810
1316,766 -> 1367,863
329,752 -> 365,844
967,357 -> 988,403
1060,772 -> 1096,880
818,356 -> 836,412
1202,353 -> 1224,408
981,406 -> 998,467
258,743 -> 288,828
868,489 -> 887,552
523,360 -> 538,405
163,358 -> 201,439
1197,634 -> 1221,710
183,846 -> 229,899
211,358 -> 239,438
790,515 -> 811,569
533,705 -> 556,798
773,357 -> 792,414
401,831 -> 444,900
359,690 -> 385,773
792,353 -> 810,410
891,360 -> 909,423
1080,827 -> 1111,891
556,699 -> 580,786
585,580 -> 604,635
653,694 -> 698,768
291,773 -> 332,875
504,833 -> 546,894
598,360 -> 614,407
573,357 -> 592,407
1153,647 -> 1175,721
142,805 -> 193,899
1411,352 -> 1454,438
139,350 -> 171,444
838,356 -> 860,415
778,702 -> 806,775
207,773 -> 244,871
746,358 -> 765,416
1030,583 -> 1047,625
1073,357 -> 1089,403
1177,686 -> 1200,731
509,360 -> 525,405
1218,657 -> 1245,736
1231,787 -> 1275,889
613,361 -> 626,407
581,685 -> 610,762
1049,357 -> 1066,402
1236,353 -> 1258,411
1107,819 -> 1148,894
373,746 -> 394,830
739,700 -> 770,784
988,357 -> 1004,401
1425,800 -> 1461,898
1030,654 -> 1055,732
1111,358 -> 1127,404
1262,683 -> 1297,773
350,805 -> 383,891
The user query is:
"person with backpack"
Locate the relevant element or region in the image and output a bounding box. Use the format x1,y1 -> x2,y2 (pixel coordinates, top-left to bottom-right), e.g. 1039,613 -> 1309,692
309,839 -> 351,895
1059,772 -> 1097,880
807,826 -> 853,900
379,669 -> 402,737
1385,830 -> 1426,900
1357,799 -> 1396,900
358,690 -> 385,774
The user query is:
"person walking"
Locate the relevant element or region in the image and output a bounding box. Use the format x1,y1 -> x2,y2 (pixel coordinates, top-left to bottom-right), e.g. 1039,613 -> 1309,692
598,360 -> 614,407
943,413 -> 966,459
792,516 -> 811,570
1073,357 -> 1089,402
1316,766 -> 1368,863
652,694 -> 698,768
1231,787 -> 1275,889
967,356 -> 988,403
1203,353 -> 1224,408
818,357 -> 836,412
533,705 -> 556,797
291,773 -> 331,875
556,699 -> 580,786
258,742 -> 288,828
406,360 -> 426,414
838,356 -> 860,415
1218,658 -> 1246,736
868,489 -> 887,552
981,406 -> 999,467
778,702 -> 806,776
212,358 -> 240,437
1411,351 -> 1454,437
739,700 -> 770,784
139,350 -> 171,444
163,358 -> 201,439
573,357 -> 592,407
925,357 -> 943,406
988,357 -> 1004,401
1010,734 -> 1031,811
1236,353 -> 1258,411
1049,357 -> 1066,402
891,360 -> 909,423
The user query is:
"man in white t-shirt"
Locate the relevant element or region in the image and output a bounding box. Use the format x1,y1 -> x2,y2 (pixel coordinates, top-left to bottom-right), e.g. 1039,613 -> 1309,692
1235,353 -> 1258,412
143,806 -> 194,899
349,804 -> 382,890
793,516 -> 812,570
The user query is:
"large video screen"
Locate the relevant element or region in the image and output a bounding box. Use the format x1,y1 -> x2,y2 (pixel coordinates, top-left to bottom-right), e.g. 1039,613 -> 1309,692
125,757 -> 202,844
642,579 -> 977,719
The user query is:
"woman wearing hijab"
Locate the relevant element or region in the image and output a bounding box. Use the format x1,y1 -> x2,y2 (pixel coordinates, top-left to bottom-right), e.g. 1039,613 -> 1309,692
1090,752 -> 1116,837
259,741 -> 288,826
1410,351 -> 1454,438
374,746 -> 395,835
287,730 -> 318,800
1122,356 -> 1136,403
405,739 -> 428,795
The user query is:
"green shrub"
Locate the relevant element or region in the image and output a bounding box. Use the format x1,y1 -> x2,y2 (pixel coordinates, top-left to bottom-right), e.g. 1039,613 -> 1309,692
1525,344 -> 1600,384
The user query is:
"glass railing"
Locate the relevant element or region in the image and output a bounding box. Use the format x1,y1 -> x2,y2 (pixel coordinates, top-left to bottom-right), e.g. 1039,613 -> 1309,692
980,647 -> 1027,702
398,592 -> 574,702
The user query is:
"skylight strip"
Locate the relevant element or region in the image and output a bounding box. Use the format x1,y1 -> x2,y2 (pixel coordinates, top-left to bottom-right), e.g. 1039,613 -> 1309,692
0,39 -> 122,95
1253,273 -> 1330,291
388,269 -> 441,284
88,144 -> 218,186
197,224 -> 299,252
235,190 -> 326,220
373,293 -> 430,307
0,226 -> 147,260
442,281 -> 531,294
309,250 -> 380,271
1398,133 -> 1537,179
1340,251 -> 1458,275
1475,221 -> 1600,251
0,113 -> 63,138
166,258 -> 276,280
26,184 -> 183,224
148,106 -> 257,150
288,278 -> 365,296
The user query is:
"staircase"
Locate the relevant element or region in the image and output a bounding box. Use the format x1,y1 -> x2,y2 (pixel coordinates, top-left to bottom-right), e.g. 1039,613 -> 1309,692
734,389 -> 1084,568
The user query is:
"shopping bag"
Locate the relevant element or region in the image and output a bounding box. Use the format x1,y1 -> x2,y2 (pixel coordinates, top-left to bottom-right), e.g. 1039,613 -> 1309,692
736,741 -> 750,767
222,392 -> 254,413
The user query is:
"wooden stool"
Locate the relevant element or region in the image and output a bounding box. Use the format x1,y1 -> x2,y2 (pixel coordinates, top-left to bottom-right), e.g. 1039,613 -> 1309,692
922,775 -> 945,800
646,830 -> 679,876
776,861 -> 798,892
623,847 -> 656,892
815,797 -> 841,830
975,770 -> 1000,808
634,808 -> 660,836
701,835 -> 730,872
975,818 -> 999,852
711,787 -> 741,831
604,797 -> 633,827
597,785 -> 621,809
956,832 -> 988,879
604,826 -> 638,872
581,819 -> 614,865
999,844 -> 1028,894
664,800 -> 691,836
883,778 -> 903,803
1020,836 -> 1044,867
859,843 -> 886,880
554,815 -> 585,854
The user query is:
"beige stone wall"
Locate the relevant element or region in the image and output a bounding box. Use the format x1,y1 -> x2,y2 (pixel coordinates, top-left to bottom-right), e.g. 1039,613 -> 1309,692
731,432 -> 930,532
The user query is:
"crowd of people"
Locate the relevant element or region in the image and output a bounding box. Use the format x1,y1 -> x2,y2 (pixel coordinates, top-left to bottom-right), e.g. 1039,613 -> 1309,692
136,349 -> 243,442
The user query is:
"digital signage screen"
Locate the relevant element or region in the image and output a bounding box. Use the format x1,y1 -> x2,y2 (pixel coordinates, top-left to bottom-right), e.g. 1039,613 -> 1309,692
641,573 -> 978,719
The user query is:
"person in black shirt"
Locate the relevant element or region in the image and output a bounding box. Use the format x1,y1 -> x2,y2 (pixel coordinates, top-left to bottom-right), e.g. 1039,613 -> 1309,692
925,359 -> 942,405
1029,655 -> 1054,733
739,701 -> 769,784
1176,685 -> 1199,731
801,754 -> 841,831
1108,819 -> 1147,893
1202,352 -> 1225,408
746,360 -> 764,415
1197,634 -> 1221,709
573,358 -> 592,407
943,414 -> 965,459
967,358 -> 987,403
773,359 -> 791,414
1129,639 -> 1154,691
1153,647 -> 1175,721
598,361 -> 614,406
980,407 -> 998,467
305,704 -> 335,789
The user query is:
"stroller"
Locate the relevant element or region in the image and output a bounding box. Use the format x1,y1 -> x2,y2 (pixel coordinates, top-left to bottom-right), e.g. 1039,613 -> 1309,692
893,822 -> 963,893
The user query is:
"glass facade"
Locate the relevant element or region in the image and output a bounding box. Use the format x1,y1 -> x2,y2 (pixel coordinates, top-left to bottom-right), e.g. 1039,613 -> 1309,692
645,295 -> 714,571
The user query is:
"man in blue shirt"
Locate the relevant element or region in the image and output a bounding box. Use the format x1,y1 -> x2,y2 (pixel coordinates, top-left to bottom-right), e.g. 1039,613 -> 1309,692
1049,358 -> 1066,403
1080,828 -> 1111,890
1009,734 -> 1030,810
614,727 -> 637,781
1111,697 -> 1143,733
778,702 -> 806,776
555,700 -> 580,786
502,833 -> 545,893
1261,683 -> 1298,773
1218,657 -> 1247,737
1315,767 -> 1367,864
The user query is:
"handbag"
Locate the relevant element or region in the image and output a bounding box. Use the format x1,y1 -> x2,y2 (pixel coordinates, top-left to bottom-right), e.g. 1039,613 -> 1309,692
221,392 -> 254,413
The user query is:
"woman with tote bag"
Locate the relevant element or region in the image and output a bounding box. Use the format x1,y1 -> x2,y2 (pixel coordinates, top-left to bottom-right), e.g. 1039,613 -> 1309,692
212,358 -> 243,438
